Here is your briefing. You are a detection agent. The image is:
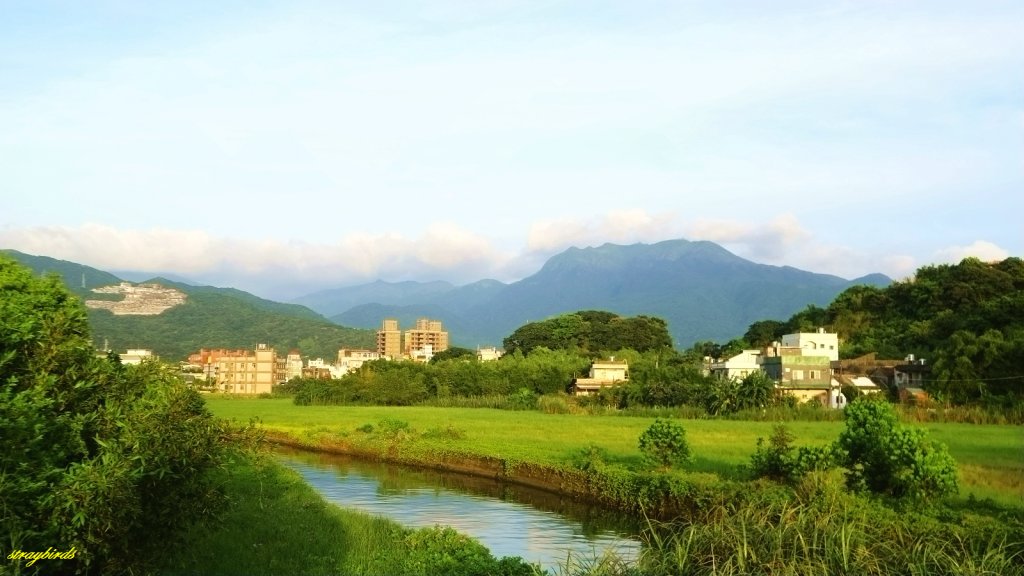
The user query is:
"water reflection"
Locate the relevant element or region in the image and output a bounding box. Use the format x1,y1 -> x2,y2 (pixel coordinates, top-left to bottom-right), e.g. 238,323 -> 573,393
276,448 -> 642,571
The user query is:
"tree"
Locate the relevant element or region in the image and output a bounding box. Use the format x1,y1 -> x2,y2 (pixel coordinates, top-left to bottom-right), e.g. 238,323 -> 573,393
1,256 -> 236,572
430,346 -> 477,363
736,370 -> 777,410
836,399 -> 958,500
743,320 -> 786,348
638,419 -> 691,469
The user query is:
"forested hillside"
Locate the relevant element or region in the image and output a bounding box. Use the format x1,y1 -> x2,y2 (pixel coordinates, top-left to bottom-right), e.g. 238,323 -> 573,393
739,258 -> 1024,403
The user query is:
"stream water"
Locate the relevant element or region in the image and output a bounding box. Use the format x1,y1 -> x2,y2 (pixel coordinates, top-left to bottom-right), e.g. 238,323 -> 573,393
276,448 -> 643,572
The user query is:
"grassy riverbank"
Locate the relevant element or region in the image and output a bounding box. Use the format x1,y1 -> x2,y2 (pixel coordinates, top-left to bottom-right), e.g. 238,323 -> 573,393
207,397 -> 1024,507
197,397 -> 1024,575
156,455 -> 536,576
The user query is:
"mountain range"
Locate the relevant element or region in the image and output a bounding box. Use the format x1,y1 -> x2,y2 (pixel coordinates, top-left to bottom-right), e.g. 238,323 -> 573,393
295,239 -> 891,347
4,239 -> 890,358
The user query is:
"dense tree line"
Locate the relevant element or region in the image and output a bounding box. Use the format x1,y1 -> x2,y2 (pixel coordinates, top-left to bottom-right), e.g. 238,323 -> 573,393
502,310 -> 672,356
292,349 -> 593,405
0,256 -> 248,574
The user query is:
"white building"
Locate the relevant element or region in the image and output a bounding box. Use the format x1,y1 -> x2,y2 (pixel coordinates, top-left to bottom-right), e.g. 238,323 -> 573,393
306,358 -> 346,379
409,344 -> 434,363
477,346 -> 504,361
572,358 -> 629,396
337,348 -> 381,374
780,328 -> 840,362
284,350 -> 304,381
709,349 -> 762,380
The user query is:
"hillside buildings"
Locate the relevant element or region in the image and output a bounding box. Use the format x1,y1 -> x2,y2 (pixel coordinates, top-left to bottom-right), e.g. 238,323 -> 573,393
84,282 -> 187,315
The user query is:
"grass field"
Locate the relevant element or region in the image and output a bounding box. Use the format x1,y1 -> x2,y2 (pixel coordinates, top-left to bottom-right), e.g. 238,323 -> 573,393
206,397 -> 1024,507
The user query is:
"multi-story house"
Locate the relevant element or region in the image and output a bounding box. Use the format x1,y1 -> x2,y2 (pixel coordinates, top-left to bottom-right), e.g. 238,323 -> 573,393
215,344 -> 279,394
189,348 -> 251,382
760,330 -> 840,406
477,346 -> 504,361
337,348 -> 381,374
780,328 -> 839,362
572,358 -> 629,396
284,349 -> 304,382
709,349 -> 762,380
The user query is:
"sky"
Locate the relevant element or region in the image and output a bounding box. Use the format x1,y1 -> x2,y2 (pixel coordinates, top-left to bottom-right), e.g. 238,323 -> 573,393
2,1 -> 1022,300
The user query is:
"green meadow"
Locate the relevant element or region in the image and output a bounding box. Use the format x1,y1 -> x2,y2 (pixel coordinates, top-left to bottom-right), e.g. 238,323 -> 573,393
206,396 -> 1024,507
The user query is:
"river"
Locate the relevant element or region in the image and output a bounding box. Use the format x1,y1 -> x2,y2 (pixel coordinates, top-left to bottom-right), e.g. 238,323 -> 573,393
276,448 -> 643,572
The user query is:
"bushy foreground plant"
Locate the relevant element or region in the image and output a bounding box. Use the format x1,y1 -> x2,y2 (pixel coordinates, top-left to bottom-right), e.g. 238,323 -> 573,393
748,425 -> 835,483
638,419 -> 691,469
837,399 -> 959,500
403,526 -> 537,576
0,256 -> 252,573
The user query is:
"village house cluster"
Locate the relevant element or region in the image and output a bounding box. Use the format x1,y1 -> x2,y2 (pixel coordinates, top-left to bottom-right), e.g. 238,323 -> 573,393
112,323 -> 927,404
701,328 -> 929,407
571,328 -> 928,408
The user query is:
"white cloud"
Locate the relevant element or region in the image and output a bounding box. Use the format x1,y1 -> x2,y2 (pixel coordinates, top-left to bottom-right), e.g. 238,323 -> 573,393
526,209 -> 680,254
934,241 -> 1010,264
684,214 -> 810,261
0,223 -> 516,296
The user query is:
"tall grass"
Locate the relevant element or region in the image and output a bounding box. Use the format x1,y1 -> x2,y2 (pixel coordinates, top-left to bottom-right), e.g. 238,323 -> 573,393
558,473 -> 1024,576
897,404 -> 1024,425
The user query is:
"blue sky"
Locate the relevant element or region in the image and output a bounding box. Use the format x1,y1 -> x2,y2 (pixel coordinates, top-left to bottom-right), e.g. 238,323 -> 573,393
2,1 -> 1021,299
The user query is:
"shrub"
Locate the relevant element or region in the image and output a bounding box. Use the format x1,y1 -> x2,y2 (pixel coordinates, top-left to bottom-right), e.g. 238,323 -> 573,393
749,425 -> 837,484
508,387 -> 538,410
638,419 -> 691,469
402,526 -> 536,576
837,400 -> 958,500
572,443 -> 610,471
749,425 -> 798,482
376,418 -> 414,440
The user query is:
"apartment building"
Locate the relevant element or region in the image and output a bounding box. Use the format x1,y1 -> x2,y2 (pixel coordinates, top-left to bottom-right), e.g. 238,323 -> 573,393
215,343 -> 280,394
404,318 -> 449,358
377,319 -> 402,359
376,318 -> 450,360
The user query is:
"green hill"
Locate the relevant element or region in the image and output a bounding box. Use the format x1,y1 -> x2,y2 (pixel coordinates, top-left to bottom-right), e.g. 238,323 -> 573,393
2,250 -> 375,361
